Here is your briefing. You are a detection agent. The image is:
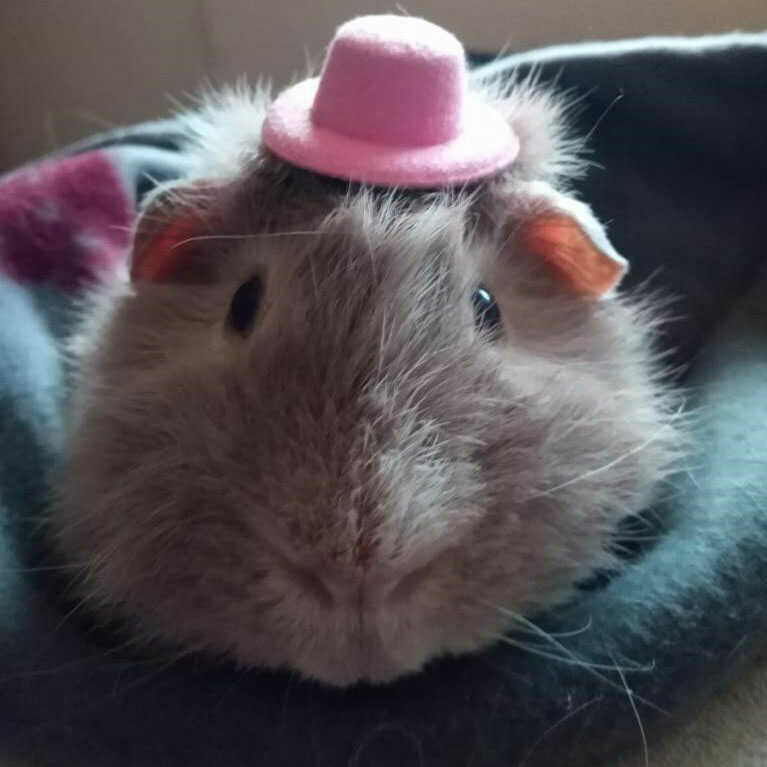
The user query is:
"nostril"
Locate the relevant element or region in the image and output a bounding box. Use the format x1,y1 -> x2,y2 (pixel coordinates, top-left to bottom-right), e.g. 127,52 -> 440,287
286,564 -> 334,608
280,558 -> 437,608
386,561 -> 436,604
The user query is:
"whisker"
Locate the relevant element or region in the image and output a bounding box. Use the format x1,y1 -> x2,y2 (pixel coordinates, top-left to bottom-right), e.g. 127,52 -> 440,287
493,633 -> 647,674
613,653 -> 650,767
51,593 -> 92,635
0,562 -> 88,575
0,646 -> 189,696
583,92 -> 625,143
111,649 -> 193,696
512,615 -> 593,640
0,655 -> 99,683
488,603 -> 653,673
490,632 -> 664,713
479,601 -> 666,714
100,632 -> 155,658
169,230 -> 326,251
516,695 -> 604,767
529,405 -> 684,499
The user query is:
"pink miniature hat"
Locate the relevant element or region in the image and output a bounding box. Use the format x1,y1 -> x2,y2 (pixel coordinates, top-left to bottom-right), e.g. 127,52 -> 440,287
262,15 -> 519,188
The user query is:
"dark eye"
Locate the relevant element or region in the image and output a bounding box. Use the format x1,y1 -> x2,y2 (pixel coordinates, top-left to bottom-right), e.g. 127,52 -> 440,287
228,276 -> 263,335
472,285 -> 501,335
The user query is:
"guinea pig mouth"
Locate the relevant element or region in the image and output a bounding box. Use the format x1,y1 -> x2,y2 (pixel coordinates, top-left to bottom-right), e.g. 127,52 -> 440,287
292,616 -> 434,687
279,559 -> 335,608
308,648 -> 409,687
273,534 -> 444,612
279,557 -> 436,613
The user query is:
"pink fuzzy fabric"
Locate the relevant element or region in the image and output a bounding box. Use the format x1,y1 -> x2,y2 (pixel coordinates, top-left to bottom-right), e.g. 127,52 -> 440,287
263,15 -> 519,187
0,152 -> 131,287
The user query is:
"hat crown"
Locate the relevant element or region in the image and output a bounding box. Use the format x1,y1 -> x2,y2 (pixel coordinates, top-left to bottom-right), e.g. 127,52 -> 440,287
311,15 -> 467,147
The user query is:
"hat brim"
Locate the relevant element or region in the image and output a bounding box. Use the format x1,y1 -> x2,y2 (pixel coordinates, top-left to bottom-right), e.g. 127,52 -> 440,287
262,78 -> 519,188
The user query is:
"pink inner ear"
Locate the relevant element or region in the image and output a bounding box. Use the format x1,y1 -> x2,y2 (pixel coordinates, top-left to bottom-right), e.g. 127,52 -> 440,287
518,213 -> 625,297
130,214 -> 202,282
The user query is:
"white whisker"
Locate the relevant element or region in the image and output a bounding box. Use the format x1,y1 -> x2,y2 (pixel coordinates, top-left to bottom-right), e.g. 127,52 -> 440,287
529,406 -> 685,499
169,230 -> 325,251
517,695 -> 604,767
479,600 -> 666,714
493,633 -> 647,674
0,562 -> 88,575
486,602 -> 653,673
583,92 -> 625,143
613,653 -> 650,767
512,615 -> 593,640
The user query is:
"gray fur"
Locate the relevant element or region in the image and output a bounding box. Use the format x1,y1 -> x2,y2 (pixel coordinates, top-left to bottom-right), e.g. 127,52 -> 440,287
49,78 -> 683,686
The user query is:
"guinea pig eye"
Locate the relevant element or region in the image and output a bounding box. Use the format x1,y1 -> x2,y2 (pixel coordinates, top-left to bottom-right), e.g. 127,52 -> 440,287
227,276 -> 263,335
472,285 -> 501,335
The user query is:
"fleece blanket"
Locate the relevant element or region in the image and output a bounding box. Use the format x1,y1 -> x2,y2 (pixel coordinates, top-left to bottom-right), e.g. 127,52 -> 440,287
1,35 -> 767,767
0,132 -> 189,546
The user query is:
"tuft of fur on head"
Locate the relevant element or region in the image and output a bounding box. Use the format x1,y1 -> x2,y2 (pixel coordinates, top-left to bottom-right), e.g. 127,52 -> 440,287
176,79 -> 274,182
49,72 -> 685,687
472,65 -> 590,188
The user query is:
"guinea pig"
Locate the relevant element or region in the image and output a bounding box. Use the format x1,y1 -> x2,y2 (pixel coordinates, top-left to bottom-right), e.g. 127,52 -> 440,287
49,72 -> 682,687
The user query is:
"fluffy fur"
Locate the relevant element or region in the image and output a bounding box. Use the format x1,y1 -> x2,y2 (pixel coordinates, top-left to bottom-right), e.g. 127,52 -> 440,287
50,76 -> 682,686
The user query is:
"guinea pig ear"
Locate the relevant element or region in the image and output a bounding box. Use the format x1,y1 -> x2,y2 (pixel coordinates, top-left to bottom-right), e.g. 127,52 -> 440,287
511,181 -> 628,298
130,184 -> 218,283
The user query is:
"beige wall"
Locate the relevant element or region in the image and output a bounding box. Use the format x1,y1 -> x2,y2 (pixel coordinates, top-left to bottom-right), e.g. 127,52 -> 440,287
1,0 -> 766,170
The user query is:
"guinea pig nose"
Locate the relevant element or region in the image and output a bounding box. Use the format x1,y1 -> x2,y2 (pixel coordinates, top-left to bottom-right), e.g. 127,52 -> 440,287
384,561 -> 436,604
288,565 -> 335,608
292,565 -> 379,608
286,561 -> 365,607
288,559 -> 436,608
